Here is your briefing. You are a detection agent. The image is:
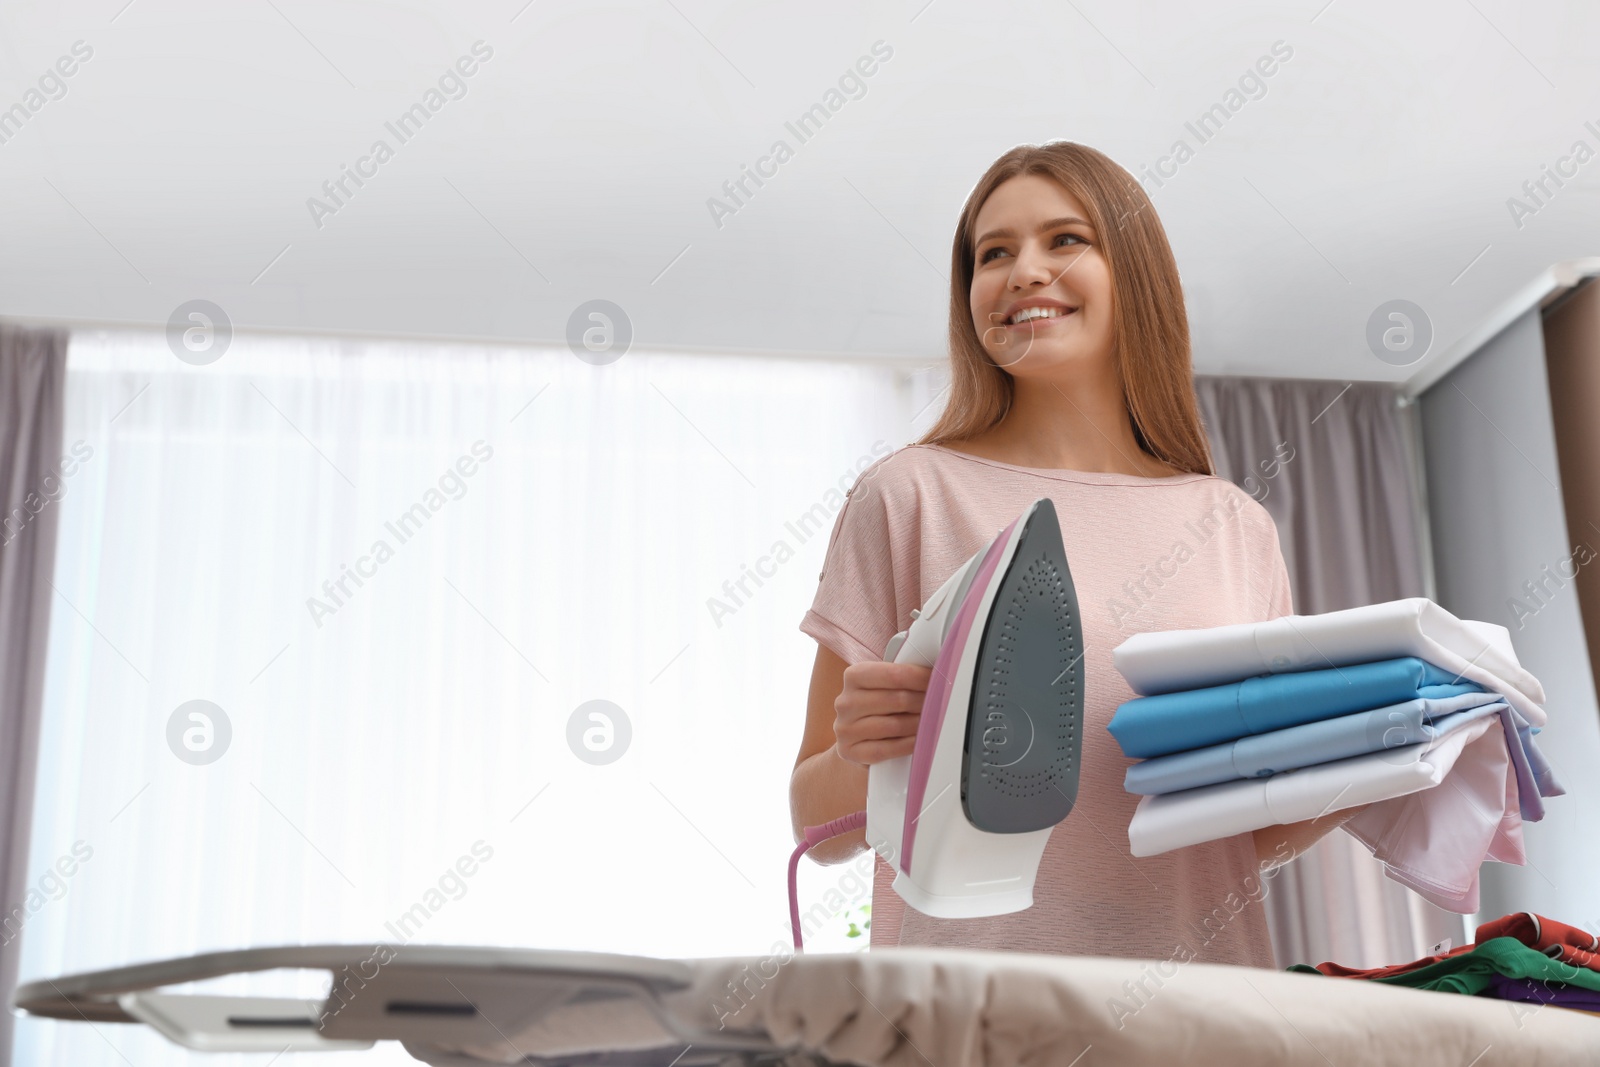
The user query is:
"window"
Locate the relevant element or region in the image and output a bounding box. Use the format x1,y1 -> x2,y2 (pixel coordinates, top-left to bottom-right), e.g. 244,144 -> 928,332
15,328 -> 916,1064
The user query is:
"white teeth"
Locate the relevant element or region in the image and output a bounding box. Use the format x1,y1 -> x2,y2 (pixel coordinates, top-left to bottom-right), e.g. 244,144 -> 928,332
1008,306 -> 1071,325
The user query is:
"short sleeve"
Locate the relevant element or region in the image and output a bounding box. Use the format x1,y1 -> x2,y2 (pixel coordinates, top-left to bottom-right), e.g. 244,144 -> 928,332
1260,509 -> 1294,620
1267,541 -> 1293,619
799,460 -> 904,665
1235,485 -> 1294,622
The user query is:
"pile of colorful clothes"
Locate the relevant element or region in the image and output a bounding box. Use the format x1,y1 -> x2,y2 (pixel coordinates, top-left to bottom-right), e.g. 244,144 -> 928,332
1109,598 -> 1564,912
1291,912 -> 1600,1017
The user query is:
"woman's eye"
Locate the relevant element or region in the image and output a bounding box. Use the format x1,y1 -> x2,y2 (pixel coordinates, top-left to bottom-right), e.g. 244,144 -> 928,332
980,235 -> 1083,264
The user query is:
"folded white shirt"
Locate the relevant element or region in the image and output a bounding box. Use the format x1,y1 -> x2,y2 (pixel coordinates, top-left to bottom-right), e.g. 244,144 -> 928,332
1112,598 -> 1547,729
1127,713 -> 1498,860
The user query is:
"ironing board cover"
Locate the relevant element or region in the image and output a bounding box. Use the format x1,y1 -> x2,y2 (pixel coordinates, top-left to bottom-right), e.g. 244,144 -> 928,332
14,942 -> 1599,1065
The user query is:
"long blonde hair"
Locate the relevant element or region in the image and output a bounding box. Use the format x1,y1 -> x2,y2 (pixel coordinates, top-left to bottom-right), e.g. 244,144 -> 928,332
915,141 -> 1213,476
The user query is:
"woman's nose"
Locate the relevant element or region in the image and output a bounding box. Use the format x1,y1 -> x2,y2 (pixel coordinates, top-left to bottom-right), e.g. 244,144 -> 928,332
1008,243 -> 1057,288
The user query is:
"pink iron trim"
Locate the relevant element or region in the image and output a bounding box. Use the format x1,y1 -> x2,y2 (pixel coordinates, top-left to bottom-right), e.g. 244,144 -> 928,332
900,516 -> 1018,874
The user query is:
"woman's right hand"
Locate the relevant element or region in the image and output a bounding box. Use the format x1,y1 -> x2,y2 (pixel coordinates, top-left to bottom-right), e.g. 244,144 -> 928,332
833,660 -> 932,765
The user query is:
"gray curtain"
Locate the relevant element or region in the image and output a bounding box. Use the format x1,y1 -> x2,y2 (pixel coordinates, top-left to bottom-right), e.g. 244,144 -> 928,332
0,324 -> 68,1064
1195,375 -> 1467,971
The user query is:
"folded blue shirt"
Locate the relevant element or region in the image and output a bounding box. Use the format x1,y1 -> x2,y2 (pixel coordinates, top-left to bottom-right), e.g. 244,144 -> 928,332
1123,695 -> 1506,794
1107,656 -> 1488,759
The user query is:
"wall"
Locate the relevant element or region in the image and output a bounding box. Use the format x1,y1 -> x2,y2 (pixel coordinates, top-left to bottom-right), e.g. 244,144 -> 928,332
1420,307 -> 1600,927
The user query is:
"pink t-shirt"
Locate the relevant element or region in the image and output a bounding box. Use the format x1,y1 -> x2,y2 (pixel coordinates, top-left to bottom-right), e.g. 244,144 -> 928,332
799,442 -> 1293,968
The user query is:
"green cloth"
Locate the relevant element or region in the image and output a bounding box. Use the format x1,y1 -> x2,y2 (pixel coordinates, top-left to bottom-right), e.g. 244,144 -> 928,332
1288,938 -> 1600,996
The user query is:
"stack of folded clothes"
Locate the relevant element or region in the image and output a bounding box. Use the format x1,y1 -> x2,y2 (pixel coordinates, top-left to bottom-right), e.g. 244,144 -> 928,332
1291,912 -> 1600,1017
1109,598 -> 1565,911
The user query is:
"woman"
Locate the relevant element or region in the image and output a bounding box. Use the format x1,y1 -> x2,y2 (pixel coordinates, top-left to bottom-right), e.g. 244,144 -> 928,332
790,141 -> 1359,967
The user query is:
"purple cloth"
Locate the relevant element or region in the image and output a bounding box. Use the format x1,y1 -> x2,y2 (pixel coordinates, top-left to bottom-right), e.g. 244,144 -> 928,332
1483,971 -> 1600,1010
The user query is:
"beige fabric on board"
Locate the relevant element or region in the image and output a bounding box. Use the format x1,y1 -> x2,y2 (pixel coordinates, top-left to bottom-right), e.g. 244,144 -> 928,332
441,948 -> 1600,1066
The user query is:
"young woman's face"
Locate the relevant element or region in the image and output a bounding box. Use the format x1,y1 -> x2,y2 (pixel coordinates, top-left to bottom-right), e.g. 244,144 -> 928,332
968,173 -> 1115,376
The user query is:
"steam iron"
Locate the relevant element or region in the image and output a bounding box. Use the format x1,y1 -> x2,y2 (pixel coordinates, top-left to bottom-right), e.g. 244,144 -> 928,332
788,497 -> 1084,945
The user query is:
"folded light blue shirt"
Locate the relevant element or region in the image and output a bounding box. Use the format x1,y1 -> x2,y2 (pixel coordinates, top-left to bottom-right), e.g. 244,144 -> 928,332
1107,656 -> 1489,759
1123,695 -> 1506,795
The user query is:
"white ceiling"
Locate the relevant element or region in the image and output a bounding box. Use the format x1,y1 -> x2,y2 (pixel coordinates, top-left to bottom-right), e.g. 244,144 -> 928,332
1,0 -> 1596,381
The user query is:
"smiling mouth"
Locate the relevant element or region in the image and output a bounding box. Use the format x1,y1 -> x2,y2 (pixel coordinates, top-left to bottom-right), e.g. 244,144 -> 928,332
1005,307 -> 1078,328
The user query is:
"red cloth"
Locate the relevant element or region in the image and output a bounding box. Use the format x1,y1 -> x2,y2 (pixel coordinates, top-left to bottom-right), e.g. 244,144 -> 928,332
1310,943 -> 1474,979
1477,912 -> 1600,959
1306,913 -> 1600,979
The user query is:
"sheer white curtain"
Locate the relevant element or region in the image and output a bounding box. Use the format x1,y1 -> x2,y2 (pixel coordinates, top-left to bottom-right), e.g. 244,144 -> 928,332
14,328 -> 917,1066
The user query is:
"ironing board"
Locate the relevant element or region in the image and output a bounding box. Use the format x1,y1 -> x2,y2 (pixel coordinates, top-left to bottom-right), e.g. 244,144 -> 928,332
14,942 -> 1599,1065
